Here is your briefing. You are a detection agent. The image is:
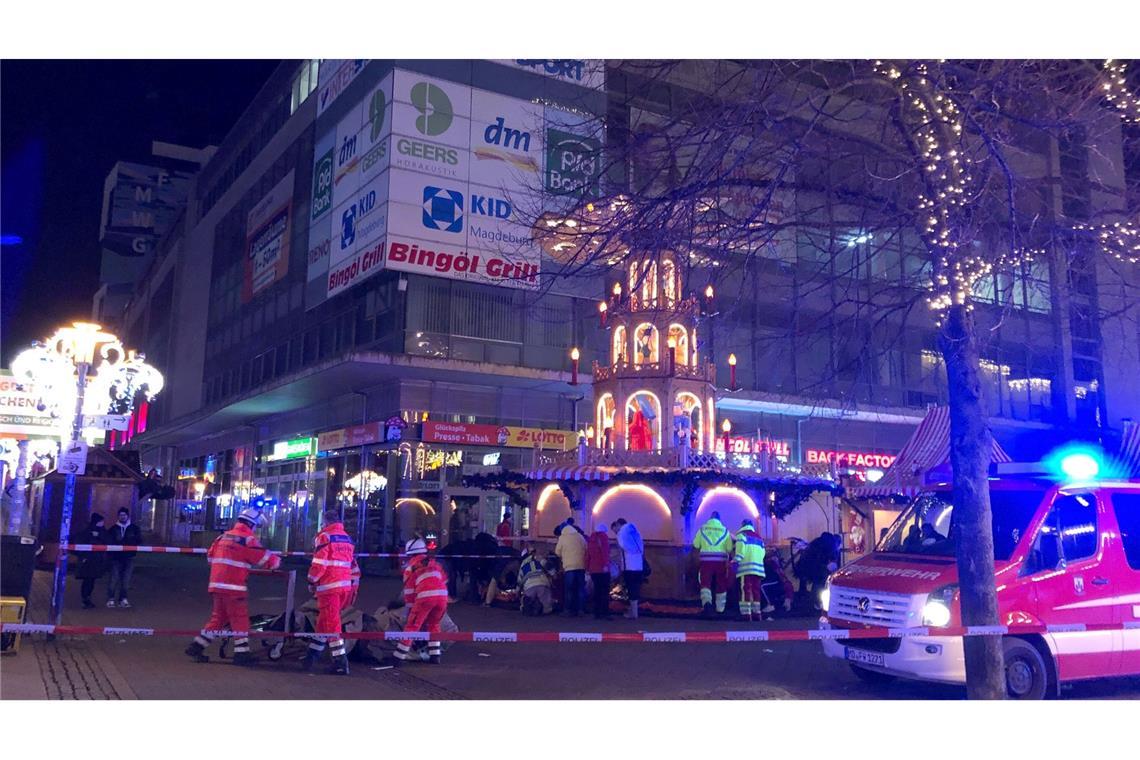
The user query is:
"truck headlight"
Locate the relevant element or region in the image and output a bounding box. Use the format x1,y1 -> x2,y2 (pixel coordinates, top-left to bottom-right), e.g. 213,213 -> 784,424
819,579 -> 831,613
921,600 -> 951,627
921,584 -> 958,627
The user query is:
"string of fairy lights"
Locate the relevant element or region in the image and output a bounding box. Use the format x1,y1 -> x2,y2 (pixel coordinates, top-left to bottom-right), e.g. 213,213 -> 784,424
873,60 -> 1036,317
1102,59 -> 1140,124
1077,60 -> 1140,264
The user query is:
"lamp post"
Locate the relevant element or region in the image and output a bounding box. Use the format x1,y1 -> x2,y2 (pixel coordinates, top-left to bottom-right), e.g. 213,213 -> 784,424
721,418 -> 732,460
728,353 -> 738,390
611,282 -> 622,305
11,322 -> 163,627
598,301 -> 608,328
704,284 -> 715,314
570,347 -> 580,386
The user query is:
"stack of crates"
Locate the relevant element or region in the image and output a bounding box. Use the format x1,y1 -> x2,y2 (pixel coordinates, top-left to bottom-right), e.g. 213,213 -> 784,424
1,596 -> 27,654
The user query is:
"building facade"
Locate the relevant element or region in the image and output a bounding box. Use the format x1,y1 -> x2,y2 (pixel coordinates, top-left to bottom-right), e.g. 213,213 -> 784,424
116,60 -> 1140,554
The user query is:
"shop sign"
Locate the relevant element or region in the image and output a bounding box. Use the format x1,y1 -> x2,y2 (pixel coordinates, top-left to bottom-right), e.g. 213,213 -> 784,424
0,370 -> 55,437
806,448 -> 896,470
385,416 -> 407,442
268,437 -> 315,461
421,421 -> 576,450
716,437 -> 791,458
316,422 -> 383,452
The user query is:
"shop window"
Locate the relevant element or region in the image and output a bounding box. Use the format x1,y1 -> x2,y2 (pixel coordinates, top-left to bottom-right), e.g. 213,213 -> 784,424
1112,494 -> 1140,570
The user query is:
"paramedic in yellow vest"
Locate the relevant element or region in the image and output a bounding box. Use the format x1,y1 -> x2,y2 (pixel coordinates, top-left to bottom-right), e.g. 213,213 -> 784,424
733,520 -> 767,621
693,511 -> 732,615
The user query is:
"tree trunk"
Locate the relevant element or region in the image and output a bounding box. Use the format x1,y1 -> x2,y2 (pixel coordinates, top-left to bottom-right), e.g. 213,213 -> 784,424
940,304 -> 1006,700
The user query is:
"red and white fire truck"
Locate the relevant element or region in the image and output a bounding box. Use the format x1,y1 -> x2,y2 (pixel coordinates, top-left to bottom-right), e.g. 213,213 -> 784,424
819,462 -> 1140,698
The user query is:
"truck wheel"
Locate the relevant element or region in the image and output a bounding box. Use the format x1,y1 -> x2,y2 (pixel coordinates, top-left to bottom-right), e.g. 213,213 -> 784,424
849,664 -> 896,686
1002,638 -> 1049,700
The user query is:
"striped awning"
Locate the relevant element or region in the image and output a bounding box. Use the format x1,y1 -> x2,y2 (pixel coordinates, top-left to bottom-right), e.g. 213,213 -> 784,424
849,406 -> 1012,498
525,465 -> 616,482
1121,421 -> 1140,477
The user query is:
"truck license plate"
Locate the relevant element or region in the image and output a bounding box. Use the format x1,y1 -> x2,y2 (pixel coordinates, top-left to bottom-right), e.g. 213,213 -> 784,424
845,647 -> 885,668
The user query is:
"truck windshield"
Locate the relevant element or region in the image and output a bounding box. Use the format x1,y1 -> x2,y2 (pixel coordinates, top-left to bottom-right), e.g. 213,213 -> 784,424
877,489 -> 1044,560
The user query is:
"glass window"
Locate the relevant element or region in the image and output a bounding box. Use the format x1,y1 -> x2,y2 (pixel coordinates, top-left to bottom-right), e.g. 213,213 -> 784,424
1111,493 -> 1140,570
879,489 -> 1044,560
1032,493 -> 1099,571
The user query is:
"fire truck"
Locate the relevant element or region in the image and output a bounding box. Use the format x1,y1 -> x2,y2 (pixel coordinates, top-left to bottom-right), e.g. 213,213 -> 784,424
819,451 -> 1140,698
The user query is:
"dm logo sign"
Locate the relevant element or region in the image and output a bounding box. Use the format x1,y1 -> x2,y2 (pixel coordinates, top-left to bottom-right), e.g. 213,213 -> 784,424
422,186 -> 464,234
411,82 -> 454,137
311,148 -> 334,221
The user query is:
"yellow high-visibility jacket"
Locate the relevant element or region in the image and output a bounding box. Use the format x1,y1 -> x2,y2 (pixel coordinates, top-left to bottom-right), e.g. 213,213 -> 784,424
693,518 -> 732,560
733,528 -> 767,578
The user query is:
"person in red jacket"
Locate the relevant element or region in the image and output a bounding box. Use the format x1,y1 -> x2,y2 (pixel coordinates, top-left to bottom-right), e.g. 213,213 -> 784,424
586,522 -> 612,619
302,508 -> 361,675
184,507 -> 281,665
394,537 -> 449,664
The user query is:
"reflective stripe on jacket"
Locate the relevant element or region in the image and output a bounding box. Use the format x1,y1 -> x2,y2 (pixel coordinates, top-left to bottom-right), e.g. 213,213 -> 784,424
733,529 -> 767,578
405,556 -> 449,605
519,555 -> 551,591
693,518 -> 732,559
307,523 -> 360,594
207,523 -> 280,595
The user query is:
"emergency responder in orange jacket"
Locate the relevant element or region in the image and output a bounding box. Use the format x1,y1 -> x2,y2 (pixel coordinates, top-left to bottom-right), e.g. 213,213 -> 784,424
302,508 -> 361,675
185,506 -> 281,665
394,537 -> 449,664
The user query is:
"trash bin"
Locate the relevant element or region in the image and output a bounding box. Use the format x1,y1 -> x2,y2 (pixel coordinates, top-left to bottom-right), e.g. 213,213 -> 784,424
1,535 -> 38,600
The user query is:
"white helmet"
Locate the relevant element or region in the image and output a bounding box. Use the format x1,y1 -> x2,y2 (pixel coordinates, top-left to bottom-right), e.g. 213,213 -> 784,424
237,507 -> 266,528
405,538 -> 427,557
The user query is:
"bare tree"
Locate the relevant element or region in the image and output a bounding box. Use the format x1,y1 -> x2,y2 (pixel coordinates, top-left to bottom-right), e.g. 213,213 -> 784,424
522,59 -> 1140,698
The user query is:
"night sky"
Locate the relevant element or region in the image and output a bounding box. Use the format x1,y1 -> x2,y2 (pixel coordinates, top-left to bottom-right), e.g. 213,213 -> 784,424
1,60 -> 280,364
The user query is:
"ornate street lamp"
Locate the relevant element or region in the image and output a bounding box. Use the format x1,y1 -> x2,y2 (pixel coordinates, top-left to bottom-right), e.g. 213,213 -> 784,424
11,322 -> 163,626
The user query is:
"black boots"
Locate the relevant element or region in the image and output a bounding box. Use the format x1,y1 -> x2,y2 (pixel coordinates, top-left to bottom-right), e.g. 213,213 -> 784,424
301,648 -> 320,671
184,642 -> 209,663
330,654 -> 350,675
232,651 -> 258,666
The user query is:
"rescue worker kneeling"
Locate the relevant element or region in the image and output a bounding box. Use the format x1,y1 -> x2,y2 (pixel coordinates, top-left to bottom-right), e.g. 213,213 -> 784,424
518,545 -> 553,615
395,538 -> 449,665
302,508 -> 361,675
185,507 -> 281,665
693,511 -> 732,615
733,520 -> 767,621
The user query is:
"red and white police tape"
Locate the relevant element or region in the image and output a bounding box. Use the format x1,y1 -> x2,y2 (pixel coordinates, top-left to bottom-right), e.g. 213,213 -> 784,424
62,544 -> 512,559
3,621 -> 1137,642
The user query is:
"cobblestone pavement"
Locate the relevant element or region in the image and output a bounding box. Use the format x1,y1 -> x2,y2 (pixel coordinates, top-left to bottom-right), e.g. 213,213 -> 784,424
4,555 -> 1139,700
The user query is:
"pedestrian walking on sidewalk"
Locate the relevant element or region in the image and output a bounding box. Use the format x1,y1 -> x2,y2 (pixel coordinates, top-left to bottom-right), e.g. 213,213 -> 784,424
73,513 -> 108,609
184,507 -> 281,665
555,517 -> 587,616
106,507 -> 141,608
586,521 -> 612,619
395,537 -> 449,665
612,518 -> 644,619
302,508 -> 361,675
